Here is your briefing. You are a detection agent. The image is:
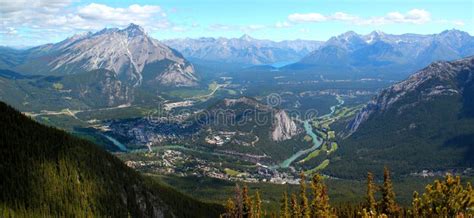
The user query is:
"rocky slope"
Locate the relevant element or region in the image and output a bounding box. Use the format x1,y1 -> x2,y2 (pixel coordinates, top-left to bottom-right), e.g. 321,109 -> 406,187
290,29 -> 474,79
6,24 -> 198,87
271,109 -> 299,141
164,35 -> 321,66
325,56 -> 474,179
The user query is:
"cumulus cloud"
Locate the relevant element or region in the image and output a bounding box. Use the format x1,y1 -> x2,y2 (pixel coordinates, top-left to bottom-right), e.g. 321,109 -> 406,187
288,13 -> 327,23
0,1 -> 173,46
77,3 -> 162,24
0,0 -> 71,14
287,9 -> 433,25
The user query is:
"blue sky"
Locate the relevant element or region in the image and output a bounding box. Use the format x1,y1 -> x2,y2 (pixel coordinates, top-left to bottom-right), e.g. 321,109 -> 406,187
1,0 -> 473,47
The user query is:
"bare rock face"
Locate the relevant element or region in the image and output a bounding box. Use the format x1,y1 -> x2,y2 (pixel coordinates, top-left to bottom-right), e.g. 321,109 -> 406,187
156,63 -> 197,87
347,56 -> 474,135
33,23 -> 198,87
271,110 -> 299,141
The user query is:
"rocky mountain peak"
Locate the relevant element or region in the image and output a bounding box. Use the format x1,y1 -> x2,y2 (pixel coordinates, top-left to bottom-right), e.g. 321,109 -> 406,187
121,23 -> 146,37
339,31 -> 360,40
240,34 -> 254,41
21,24 -> 199,87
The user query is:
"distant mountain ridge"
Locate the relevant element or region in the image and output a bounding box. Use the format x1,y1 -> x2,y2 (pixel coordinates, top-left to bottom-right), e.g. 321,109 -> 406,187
163,35 -> 322,66
1,23 -> 198,87
288,29 -> 474,79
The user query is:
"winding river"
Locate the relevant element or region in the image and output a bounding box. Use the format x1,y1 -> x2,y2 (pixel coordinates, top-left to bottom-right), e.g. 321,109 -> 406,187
274,95 -> 345,169
102,134 -> 128,152
276,120 -> 324,168
103,95 -> 345,169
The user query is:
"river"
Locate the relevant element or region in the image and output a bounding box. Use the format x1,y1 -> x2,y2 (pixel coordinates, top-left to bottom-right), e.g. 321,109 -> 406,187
275,120 -> 324,168
104,95 -> 345,168
274,95 -> 345,169
102,134 -> 128,152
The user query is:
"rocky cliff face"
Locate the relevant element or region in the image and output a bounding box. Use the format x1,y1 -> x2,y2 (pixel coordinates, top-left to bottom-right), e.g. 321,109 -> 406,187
347,56 -> 474,135
214,97 -> 300,141
271,109 -> 299,141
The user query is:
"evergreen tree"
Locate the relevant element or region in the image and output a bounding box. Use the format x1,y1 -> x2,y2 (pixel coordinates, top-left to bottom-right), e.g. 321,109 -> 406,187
280,192 -> 290,218
310,174 -> 332,217
299,172 -> 310,218
225,197 -> 237,218
290,194 -> 299,218
242,186 -> 253,218
234,184 -> 243,218
417,174 -> 473,216
410,191 -> 421,218
255,190 -> 262,218
366,172 -> 377,213
380,167 -> 399,216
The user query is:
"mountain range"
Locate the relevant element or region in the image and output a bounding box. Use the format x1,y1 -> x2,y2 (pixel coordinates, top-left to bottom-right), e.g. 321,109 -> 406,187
0,23 -> 198,87
288,29 -> 474,79
325,56 -> 474,179
163,35 -> 322,66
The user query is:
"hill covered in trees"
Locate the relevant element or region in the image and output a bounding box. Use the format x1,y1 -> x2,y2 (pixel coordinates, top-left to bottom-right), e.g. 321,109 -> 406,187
326,57 -> 474,179
0,101 -> 223,217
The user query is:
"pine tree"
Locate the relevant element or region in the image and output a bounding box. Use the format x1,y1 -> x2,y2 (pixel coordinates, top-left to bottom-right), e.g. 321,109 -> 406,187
310,174 -> 332,217
242,186 -> 253,218
225,197 -> 237,218
280,192 -> 290,218
290,194 -> 299,218
366,172 -> 377,213
255,190 -> 262,218
380,167 -> 399,216
234,184 -> 243,218
417,174 -> 474,216
299,172 -> 310,218
411,191 -> 421,218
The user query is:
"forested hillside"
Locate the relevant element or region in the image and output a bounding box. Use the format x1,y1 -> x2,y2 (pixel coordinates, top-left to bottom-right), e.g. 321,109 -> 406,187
0,101 -> 223,217
326,57 -> 474,179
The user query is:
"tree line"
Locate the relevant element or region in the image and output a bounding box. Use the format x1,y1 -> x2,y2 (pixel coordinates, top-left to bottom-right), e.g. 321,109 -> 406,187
222,167 -> 473,217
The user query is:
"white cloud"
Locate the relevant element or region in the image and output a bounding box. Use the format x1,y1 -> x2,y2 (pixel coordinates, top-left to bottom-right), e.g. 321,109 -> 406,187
77,3 -> 162,24
288,13 -> 326,22
0,1 -> 173,46
330,12 -> 358,21
286,9 -> 432,26
275,21 -> 291,28
0,0 -> 71,14
452,21 -> 465,27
